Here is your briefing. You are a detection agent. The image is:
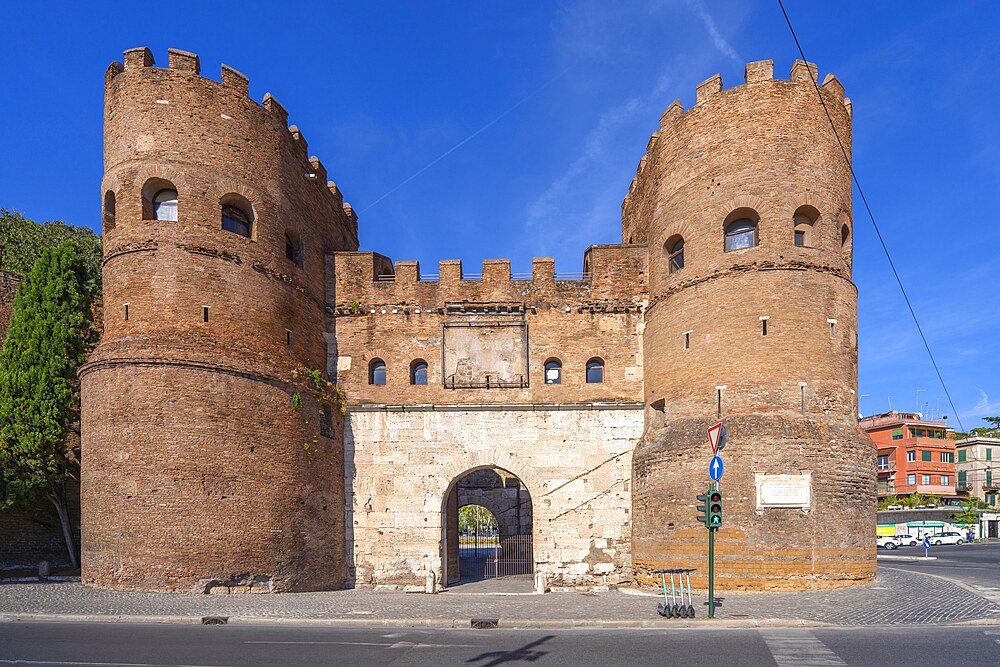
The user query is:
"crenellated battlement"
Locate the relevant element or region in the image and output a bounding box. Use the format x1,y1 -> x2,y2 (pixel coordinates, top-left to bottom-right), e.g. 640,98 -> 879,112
331,244 -> 647,312
622,59 -> 852,225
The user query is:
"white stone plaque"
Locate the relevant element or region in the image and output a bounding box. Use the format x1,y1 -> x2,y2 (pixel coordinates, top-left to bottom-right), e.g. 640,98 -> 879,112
755,473 -> 811,509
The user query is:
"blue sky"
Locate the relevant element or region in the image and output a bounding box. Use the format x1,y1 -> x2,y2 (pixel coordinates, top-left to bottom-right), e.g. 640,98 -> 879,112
1,1 -> 997,429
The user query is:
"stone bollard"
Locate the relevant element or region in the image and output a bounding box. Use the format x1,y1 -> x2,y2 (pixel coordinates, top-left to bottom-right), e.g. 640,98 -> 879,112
534,571 -> 546,594
425,570 -> 437,594
38,560 -> 51,580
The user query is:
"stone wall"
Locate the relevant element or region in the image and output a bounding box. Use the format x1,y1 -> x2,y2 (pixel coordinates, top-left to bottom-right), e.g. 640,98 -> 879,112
345,406 -> 642,589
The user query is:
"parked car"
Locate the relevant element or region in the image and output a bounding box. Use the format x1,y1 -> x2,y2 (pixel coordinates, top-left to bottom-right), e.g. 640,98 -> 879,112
877,535 -> 900,549
930,531 -> 965,545
895,534 -> 919,546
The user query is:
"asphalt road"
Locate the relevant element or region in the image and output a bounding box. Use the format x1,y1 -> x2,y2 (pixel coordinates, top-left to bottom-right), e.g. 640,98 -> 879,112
881,540 -> 1000,592
2,621 -> 1000,667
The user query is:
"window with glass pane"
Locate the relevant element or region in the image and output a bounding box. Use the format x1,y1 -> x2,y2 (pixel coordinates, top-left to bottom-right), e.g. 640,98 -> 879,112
793,230 -> 805,246
921,474 -> 931,485
907,474 -> 916,485
892,428 -> 903,441
988,448 -> 993,461
586,358 -> 604,384
724,218 -> 757,251
906,450 -> 916,462
222,204 -> 252,237
369,359 -> 386,385
411,361 -> 428,385
544,360 -> 561,385
877,455 -> 889,470
958,471 -> 967,484
921,450 -> 931,462
153,189 -> 178,221
958,449 -> 967,462
940,475 -> 949,486
668,237 -> 684,273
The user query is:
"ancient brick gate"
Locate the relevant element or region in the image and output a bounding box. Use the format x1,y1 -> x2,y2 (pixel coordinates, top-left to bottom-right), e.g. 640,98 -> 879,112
444,467 -> 533,585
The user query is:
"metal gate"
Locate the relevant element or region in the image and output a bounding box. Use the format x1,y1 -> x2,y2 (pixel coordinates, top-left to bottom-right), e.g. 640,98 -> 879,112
459,533 -> 533,579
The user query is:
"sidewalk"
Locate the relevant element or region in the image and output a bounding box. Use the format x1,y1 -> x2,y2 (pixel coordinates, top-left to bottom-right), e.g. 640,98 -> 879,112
1,568 -> 997,628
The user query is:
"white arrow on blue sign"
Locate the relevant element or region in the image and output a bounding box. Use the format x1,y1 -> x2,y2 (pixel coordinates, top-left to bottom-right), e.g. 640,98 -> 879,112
709,455 -> 724,481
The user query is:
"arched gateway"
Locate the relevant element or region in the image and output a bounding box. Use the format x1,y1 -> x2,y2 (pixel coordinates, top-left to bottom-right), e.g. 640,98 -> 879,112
442,467 -> 534,586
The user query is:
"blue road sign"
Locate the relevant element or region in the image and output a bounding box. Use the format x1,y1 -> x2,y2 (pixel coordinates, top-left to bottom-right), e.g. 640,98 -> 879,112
922,537 -> 931,549
709,456 -> 724,481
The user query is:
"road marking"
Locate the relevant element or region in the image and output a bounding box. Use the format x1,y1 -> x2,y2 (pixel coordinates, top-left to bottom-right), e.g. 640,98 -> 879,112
244,640 -> 474,649
0,661 -> 235,667
759,629 -> 847,666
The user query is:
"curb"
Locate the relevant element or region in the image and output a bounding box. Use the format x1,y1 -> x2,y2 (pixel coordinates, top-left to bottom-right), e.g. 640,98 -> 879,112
3,612 -> 999,629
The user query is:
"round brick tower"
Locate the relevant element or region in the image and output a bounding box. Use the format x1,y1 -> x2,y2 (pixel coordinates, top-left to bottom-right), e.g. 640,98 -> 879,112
624,60 -> 875,590
80,47 -> 358,592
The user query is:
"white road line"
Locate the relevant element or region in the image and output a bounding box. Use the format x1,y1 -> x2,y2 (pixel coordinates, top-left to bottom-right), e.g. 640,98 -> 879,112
244,640 -> 474,649
0,661 -> 235,667
759,629 -> 847,666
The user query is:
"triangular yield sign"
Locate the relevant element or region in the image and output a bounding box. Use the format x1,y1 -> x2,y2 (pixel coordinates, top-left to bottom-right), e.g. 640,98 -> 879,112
708,422 -> 723,454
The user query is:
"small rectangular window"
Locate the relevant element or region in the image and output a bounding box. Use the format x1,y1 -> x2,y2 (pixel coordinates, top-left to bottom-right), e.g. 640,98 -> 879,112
958,471 -> 967,484
286,330 -> 292,346
202,306 -> 210,323
988,448 -> 993,462
716,388 -> 722,418
877,455 -> 889,470
892,428 -> 903,441
828,318 -> 837,337
921,474 -> 931,485
760,316 -> 768,336
124,303 -> 129,321
794,230 -> 805,246
921,450 -> 931,462
683,331 -> 691,350
906,450 -> 916,462
958,449 -> 967,463
907,474 -> 916,485
940,475 -> 949,486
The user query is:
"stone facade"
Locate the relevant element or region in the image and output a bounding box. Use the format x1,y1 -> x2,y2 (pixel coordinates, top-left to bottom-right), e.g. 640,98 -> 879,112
79,48 -> 875,593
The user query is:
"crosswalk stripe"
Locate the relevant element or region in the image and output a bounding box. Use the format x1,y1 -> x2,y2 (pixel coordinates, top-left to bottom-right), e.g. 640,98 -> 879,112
759,629 -> 847,666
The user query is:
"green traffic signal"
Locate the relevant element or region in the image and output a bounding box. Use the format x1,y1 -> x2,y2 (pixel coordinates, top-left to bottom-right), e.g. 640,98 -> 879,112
708,490 -> 723,528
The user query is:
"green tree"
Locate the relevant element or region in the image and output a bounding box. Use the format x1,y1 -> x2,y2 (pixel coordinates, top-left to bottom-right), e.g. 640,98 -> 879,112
953,416 -> 1000,440
0,209 -> 102,292
0,242 -> 96,568
952,497 -> 986,538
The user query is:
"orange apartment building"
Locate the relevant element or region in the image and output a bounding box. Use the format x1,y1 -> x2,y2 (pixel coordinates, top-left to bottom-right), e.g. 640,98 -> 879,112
860,411 -> 957,499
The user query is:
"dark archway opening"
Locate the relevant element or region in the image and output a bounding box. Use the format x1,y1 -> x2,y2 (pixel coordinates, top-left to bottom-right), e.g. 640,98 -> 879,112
443,467 -> 533,588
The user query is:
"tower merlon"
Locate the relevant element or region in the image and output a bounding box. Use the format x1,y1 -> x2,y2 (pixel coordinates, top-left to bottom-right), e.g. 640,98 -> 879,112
220,64 -> 249,96
646,131 -> 660,153
309,156 -> 328,182
327,181 -> 343,207
288,125 -> 308,154
659,100 -> 684,129
532,257 -> 555,282
790,59 -> 819,83
482,258 -> 511,283
394,260 -> 420,283
123,46 -> 154,70
105,61 -> 124,85
262,93 -> 289,124
821,73 -> 845,99
167,48 -> 200,74
695,74 -> 722,105
342,202 -> 357,225
439,259 -> 463,283
745,59 -> 774,84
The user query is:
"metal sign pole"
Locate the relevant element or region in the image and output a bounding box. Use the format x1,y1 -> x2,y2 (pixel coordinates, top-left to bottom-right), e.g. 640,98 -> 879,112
708,523 -> 716,618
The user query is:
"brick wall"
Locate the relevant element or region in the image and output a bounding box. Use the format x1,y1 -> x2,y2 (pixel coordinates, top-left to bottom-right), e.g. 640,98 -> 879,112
624,60 -> 875,590
81,47 -> 357,592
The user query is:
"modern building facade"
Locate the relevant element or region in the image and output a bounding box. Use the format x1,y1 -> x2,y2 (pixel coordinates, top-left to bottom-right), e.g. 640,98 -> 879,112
955,437 -> 1000,507
860,411 -> 956,499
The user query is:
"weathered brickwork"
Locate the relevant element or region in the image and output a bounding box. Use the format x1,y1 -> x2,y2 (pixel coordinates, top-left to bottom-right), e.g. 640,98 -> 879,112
80,47 -> 357,592
80,49 -> 874,593
624,60 -> 875,589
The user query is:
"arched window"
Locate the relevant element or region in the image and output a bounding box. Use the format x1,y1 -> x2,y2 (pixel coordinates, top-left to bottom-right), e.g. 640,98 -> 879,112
368,358 -> 387,386
586,358 -> 605,384
285,231 -> 303,267
544,358 -> 562,385
103,190 -> 116,232
153,189 -> 179,221
724,218 -> 757,251
410,360 -> 428,385
665,235 -> 684,273
840,224 -> 851,249
221,195 -> 254,238
793,205 -> 819,247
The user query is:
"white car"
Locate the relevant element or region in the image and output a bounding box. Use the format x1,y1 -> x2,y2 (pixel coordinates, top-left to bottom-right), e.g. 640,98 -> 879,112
930,531 -> 965,545
895,534 -> 919,547
877,535 -> 900,549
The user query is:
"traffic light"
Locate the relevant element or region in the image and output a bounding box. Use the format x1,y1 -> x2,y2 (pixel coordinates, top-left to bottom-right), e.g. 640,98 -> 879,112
708,490 -> 723,528
696,492 -> 709,526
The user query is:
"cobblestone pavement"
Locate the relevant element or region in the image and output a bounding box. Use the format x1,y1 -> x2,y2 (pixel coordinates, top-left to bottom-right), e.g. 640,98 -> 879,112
0,568 -> 997,627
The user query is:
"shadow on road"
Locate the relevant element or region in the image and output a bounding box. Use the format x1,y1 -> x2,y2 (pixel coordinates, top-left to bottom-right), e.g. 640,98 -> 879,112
466,635 -> 554,666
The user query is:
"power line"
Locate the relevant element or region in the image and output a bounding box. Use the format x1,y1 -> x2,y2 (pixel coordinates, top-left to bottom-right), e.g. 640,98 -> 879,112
775,0 -> 966,433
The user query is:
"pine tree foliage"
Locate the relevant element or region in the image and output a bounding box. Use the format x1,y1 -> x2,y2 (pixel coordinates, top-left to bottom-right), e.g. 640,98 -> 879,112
0,241 -> 95,567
